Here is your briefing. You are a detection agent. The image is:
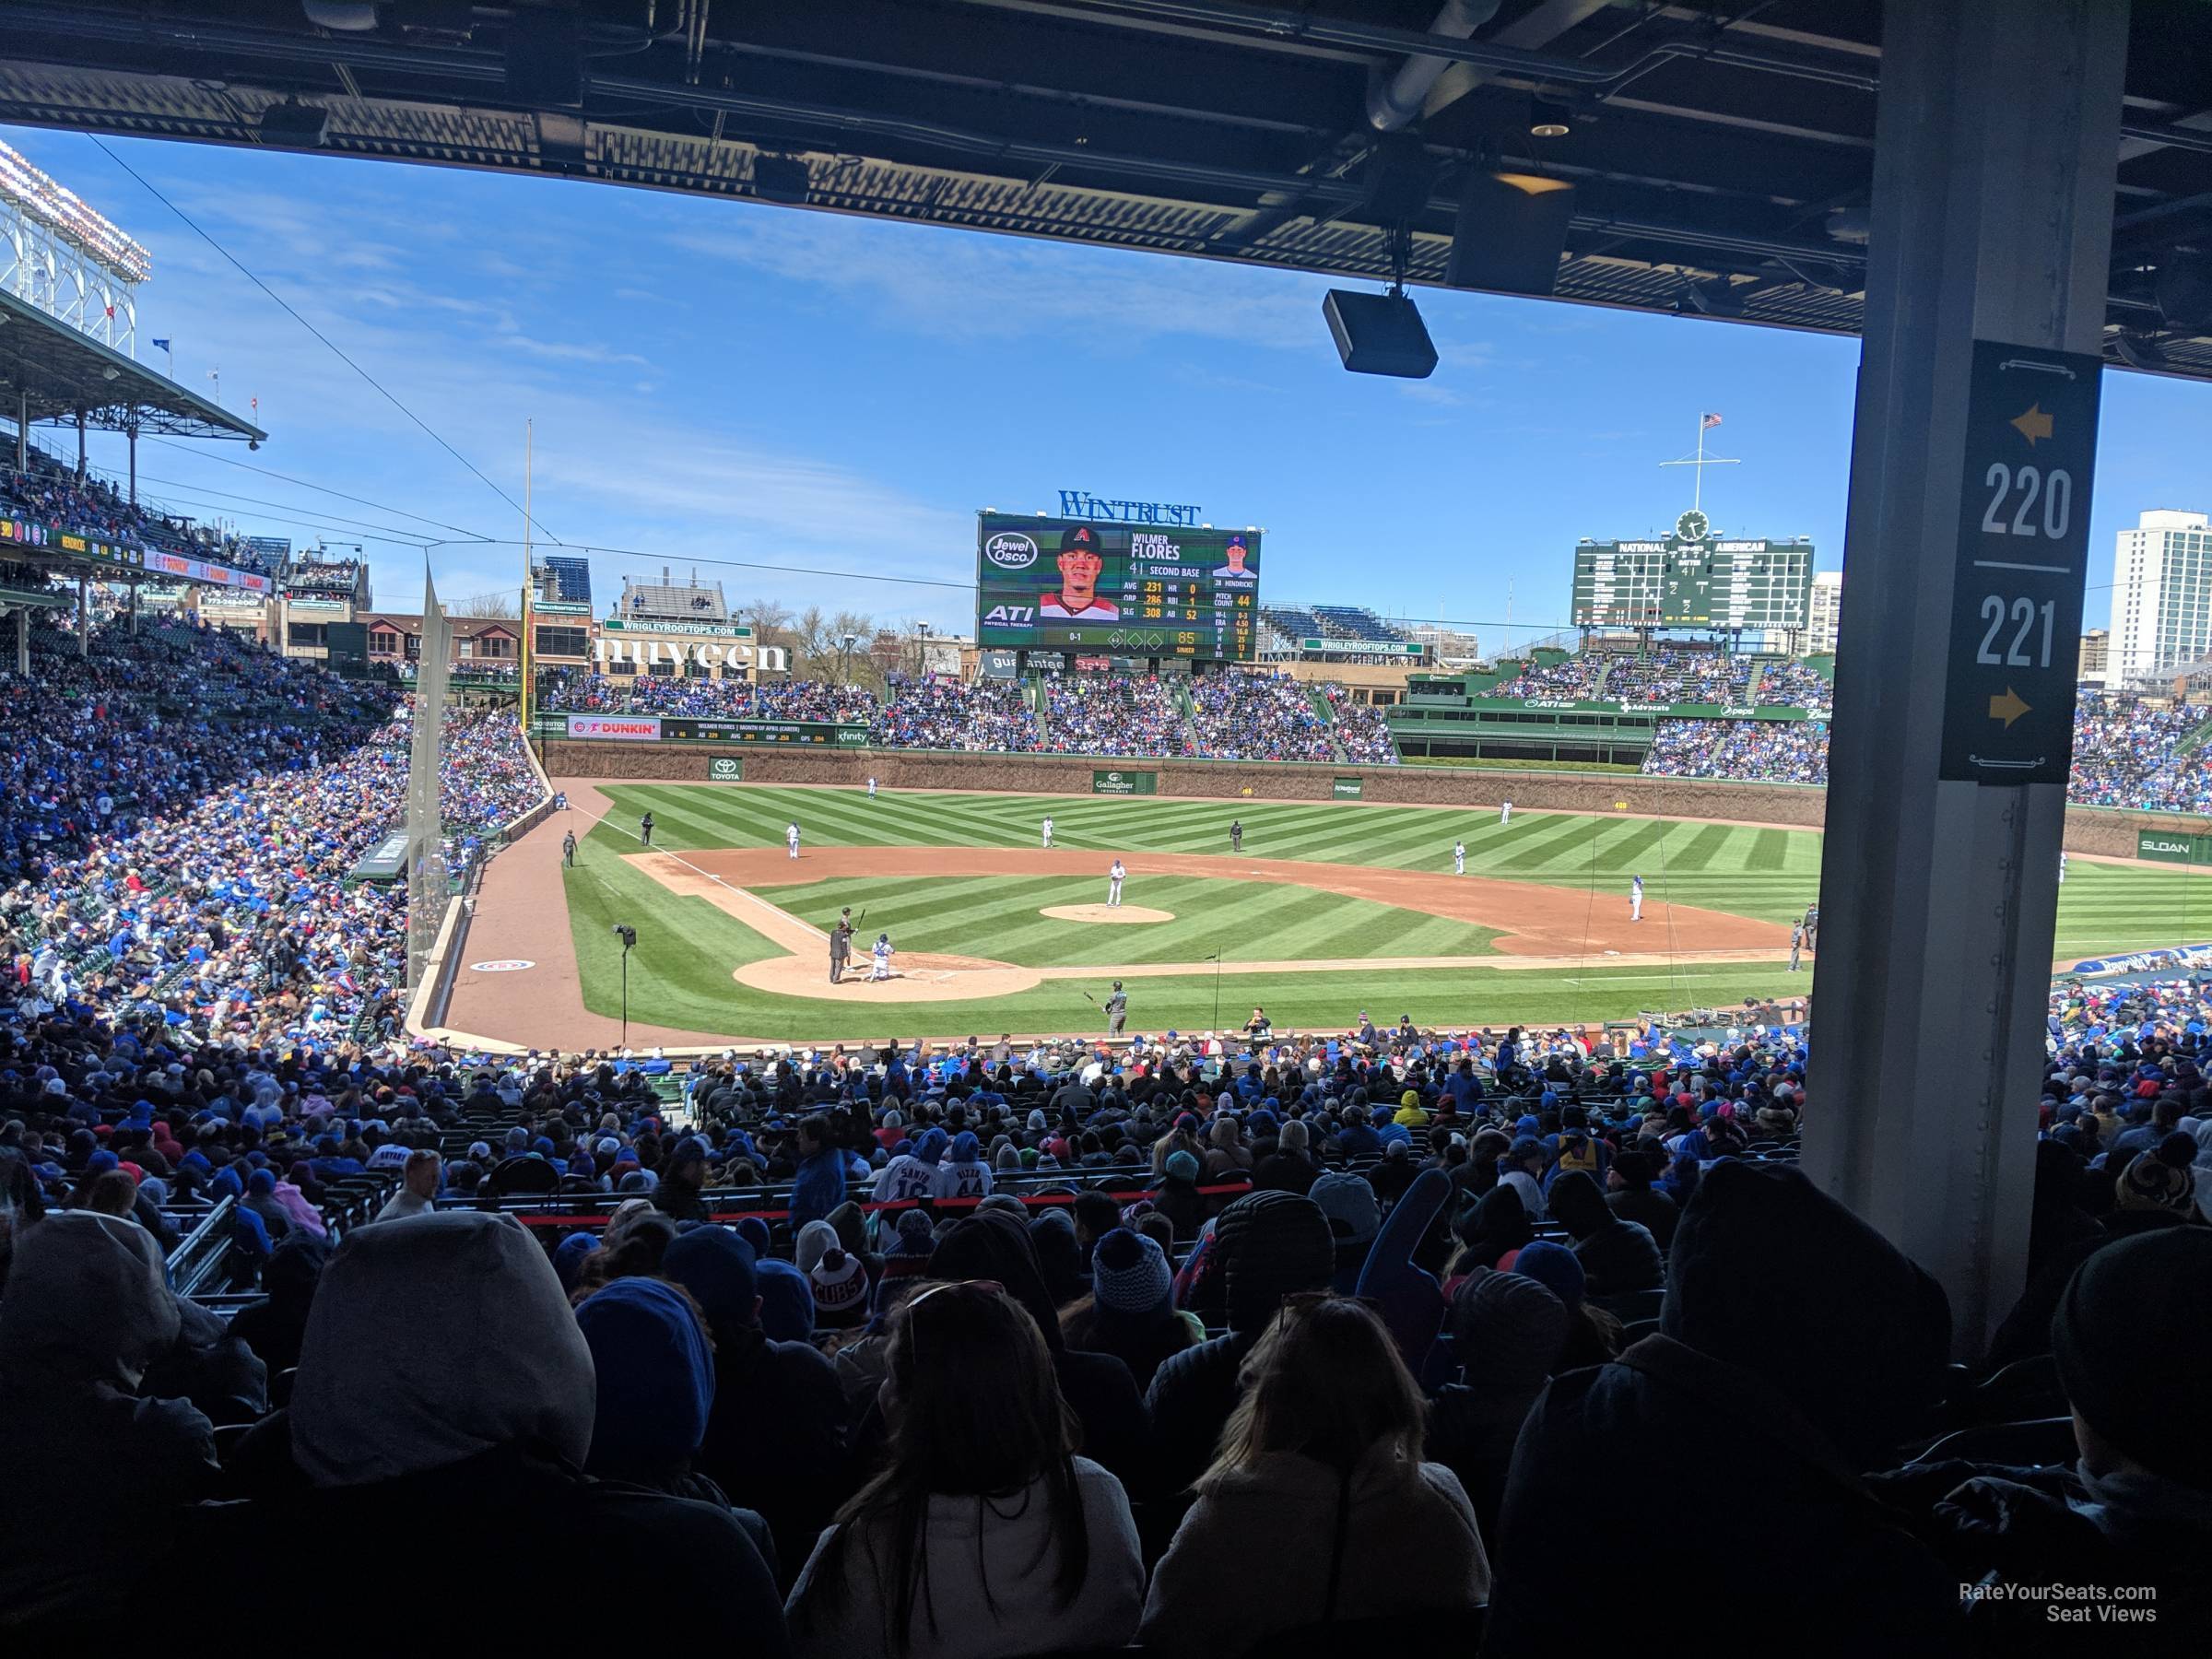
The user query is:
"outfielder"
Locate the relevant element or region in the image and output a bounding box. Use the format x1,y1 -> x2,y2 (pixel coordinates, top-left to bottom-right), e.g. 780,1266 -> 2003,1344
1107,857 -> 1126,907
1105,980 -> 1127,1038
1500,800 -> 1513,827
1230,818 -> 1243,853
1041,814 -> 1054,850
639,810 -> 655,848
1453,840 -> 1465,876
2058,850 -> 2067,884
867,776 -> 878,800
1630,874 -> 1645,923
870,932 -> 894,981
785,820 -> 801,860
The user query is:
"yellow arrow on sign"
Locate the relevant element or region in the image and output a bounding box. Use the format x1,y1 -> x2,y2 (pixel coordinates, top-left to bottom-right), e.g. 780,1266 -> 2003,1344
1990,687 -> 2030,726
2011,403 -> 2053,446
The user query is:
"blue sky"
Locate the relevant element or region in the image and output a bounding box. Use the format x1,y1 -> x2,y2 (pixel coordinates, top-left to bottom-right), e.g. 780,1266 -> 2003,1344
8,125 -> 2208,646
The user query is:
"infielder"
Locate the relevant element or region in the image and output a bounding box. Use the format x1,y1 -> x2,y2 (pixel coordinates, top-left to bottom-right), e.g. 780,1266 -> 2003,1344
1105,979 -> 1127,1038
1630,874 -> 1645,923
1500,800 -> 1513,827
1453,840 -> 1465,876
1230,818 -> 1244,853
1041,814 -> 1054,850
785,820 -> 801,859
2058,850 -> 2067,884
1107,857 -> 1126,907
870,932 -> 894,981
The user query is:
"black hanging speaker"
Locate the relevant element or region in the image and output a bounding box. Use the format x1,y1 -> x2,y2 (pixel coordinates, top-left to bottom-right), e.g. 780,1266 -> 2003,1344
1321,289 -> 1439,379
506,6 -> 585,108
1446,171 -> 1576,296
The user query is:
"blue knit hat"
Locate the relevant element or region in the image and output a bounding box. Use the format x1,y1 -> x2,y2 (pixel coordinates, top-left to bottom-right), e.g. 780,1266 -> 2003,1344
1510,1240 -> 1585,1309
1090,1228 -> 1171,1315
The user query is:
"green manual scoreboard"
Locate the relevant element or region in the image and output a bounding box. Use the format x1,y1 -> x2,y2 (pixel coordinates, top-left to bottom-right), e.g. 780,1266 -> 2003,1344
979,512 -> 1260,660
1571,512 -> 1815,630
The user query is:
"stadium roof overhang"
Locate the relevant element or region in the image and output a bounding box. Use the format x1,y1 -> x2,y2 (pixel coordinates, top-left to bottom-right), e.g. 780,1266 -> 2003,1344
0,287 -> 265,441
0,3 -> 2207,375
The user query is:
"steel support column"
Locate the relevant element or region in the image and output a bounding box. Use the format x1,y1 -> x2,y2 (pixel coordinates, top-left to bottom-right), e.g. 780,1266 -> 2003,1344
1805,0 -> 2127,1353
16,604 -> 28,676
76,575 -> 87,656
14,392 -> 24,473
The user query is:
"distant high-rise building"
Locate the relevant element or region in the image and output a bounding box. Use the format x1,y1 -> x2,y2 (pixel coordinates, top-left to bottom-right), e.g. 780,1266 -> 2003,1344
1806,570 -> 1843,656
2077,628 -> 2110,686
2112,510 -> 2212,684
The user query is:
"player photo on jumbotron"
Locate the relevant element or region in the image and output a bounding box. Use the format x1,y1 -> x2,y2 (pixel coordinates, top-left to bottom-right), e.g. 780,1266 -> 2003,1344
1037,522 -> 1122,621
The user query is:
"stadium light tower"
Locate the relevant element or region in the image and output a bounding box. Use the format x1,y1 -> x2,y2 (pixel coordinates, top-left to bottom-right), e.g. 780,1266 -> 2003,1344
0,140 -> 151,354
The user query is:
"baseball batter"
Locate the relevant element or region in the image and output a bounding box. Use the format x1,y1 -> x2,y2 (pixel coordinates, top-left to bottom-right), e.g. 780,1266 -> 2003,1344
1107,858 -> 1126,907
1105,980 -> 1127,1038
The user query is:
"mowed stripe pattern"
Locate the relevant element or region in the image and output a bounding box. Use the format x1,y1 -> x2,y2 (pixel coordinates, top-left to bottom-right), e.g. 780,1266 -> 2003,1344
747,874 -> 1504,966
597,784 -> 1822,924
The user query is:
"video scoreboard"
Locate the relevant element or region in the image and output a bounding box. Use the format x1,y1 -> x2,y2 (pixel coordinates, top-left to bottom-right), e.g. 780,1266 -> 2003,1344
1571,512 -> 1814,631
977,512 -> 1261,661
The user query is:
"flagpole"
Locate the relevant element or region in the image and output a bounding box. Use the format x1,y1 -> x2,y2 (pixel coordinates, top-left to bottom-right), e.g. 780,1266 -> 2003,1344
1694,412 -> 1705,512
520,418 -> 534,737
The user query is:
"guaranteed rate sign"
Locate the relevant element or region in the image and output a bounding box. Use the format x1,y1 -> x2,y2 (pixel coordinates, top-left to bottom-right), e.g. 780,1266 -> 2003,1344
1938,340 -> 2104,785
977,512 -> 1261,662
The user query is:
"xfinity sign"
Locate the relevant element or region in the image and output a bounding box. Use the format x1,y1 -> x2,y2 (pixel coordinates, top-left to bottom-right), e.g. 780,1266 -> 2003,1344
983,532 -> 1040,571
1057,489 -> 1202,526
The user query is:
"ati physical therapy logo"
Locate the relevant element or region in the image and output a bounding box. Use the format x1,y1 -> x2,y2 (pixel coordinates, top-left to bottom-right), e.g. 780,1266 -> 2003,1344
984,532 -> 1040,571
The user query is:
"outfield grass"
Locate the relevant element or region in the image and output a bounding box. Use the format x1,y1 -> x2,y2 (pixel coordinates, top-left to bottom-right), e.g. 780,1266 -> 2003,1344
747,873 -> 1503,965
553,782 -> 2212,1038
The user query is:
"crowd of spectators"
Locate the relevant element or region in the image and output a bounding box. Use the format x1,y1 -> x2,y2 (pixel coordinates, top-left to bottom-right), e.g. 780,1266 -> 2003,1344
0,616 -> 542,1053
1325,685 -> 1401,765
1641,693 -> 2212,803
1640,718 -> 1830,785
541,668 -> 1392,761
1187,670 -> 1340,762
1043,675 -> 1186,758
2067,692 -> 2212,811
6,990 -> 2203,1650
868,674 -> 1041,752
0,458 -> 278,575
1491,648 -> 1825,710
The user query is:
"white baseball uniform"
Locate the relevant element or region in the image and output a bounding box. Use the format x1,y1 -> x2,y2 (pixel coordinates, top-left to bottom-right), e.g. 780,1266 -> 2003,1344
1453,841 -> 1465,875
1630,876 -> 1644,921
786,822 -> 801,859
867,776 -> 878,799
2058,851 -> 2067,883
871,936 -> 893,980
1041,817 -> 1054,849
1500,801 -> 1513,827
1108,860 -> 1125,905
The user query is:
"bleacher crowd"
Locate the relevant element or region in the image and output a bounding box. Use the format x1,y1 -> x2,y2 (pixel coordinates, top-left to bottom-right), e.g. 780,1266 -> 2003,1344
4,992 -> 2203,1652
1,456 -> 282,575
1640,717 -> 1831,785
546,667 -> 1398,764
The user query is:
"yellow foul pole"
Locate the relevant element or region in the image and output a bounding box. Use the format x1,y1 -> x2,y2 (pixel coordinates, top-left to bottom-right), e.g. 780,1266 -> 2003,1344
519,418 -> 534,734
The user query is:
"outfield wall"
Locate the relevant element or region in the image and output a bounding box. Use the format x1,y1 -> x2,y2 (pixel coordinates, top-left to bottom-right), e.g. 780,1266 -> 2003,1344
539,740 -> 2207,855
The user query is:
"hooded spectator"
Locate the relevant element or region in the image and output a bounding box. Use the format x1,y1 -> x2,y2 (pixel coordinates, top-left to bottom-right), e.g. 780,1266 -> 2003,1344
1139,1295 -> 1488,1655
0,1212 -> 217,1634
206,1211 -> 786,1646
1606,1147 -> 1679,1250
784,1281 -> 1144,1658
1309,1169 -> 1382,1293
1484,1161 -> 1957,1654
1453,1181 -> 1533,1270
574,1276 -> 723,1502
1547,1168 -> 1665,1296
662,1225 -> 850,1583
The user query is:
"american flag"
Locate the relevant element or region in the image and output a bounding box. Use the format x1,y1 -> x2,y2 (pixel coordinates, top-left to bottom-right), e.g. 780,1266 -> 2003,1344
1701,412 -> 1723,429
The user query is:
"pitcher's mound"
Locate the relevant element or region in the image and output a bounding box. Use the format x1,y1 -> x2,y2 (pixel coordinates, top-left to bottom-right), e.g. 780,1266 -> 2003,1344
1041,904 -> 1175,924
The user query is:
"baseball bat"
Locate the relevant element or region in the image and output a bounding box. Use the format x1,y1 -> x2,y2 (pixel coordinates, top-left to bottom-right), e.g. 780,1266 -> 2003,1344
1081,990 -> 1099,1006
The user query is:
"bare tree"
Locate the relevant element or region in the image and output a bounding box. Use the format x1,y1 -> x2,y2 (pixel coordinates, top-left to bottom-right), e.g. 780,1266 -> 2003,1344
457,590 -> 520,618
